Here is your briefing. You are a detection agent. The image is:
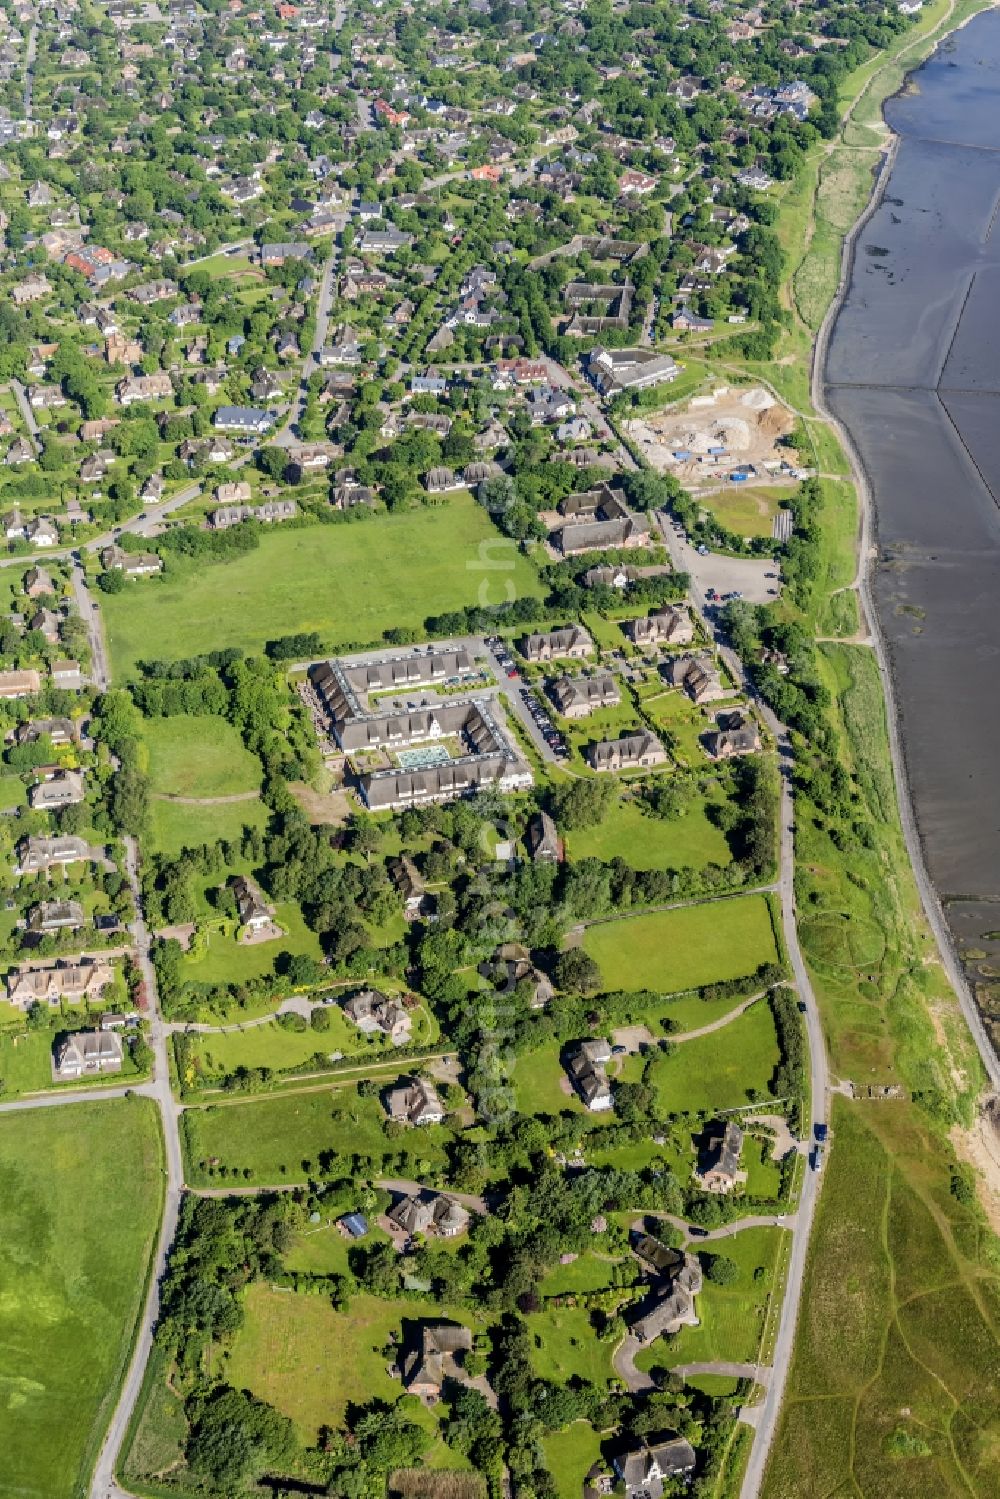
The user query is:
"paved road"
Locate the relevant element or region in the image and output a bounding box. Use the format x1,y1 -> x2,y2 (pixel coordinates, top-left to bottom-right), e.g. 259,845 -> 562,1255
22,21 -> 36,118
71,561 -> 110,690
90,838 -> 184,1499
614,1334 -> 655,1393
275,245 -> 338,444
10,378 -> 39,441
0,1082 -> 147,1114
377,1178 -> 487,1213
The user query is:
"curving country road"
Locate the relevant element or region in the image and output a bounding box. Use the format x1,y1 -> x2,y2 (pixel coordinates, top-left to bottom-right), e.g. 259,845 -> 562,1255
654,514 -> 830,1499
89,838 -> 184,1499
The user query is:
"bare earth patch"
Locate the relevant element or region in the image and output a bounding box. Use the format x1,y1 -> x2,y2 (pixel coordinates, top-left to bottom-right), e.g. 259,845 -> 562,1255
951,1097 -> 1000,1235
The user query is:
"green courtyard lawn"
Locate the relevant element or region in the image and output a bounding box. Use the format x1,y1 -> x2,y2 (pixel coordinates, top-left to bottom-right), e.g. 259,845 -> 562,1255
582,894 -> 780,995
0,1097 -> 163,1499
564,792 -> 732,871
102,498 -> 544,679
635,1227 -> 786,1370
224,1285 -> 485,1442
143,714 -> 262,799
526,1305 -> 617,1387
147,792 -> 269,858
644,998 -> 782,1114
543,1424 -> 606,1499
182,1082 -> 453,1185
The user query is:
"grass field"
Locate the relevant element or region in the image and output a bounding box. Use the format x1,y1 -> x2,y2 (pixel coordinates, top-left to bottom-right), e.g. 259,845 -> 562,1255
186,1001 -> 437,1080
147,792 -> 269,858
144,714 -> 262,799
0,1098 -> 163,1499
225,1285 -> 483,1441
582,895 -> 780,995
102,498 -> 543,679
765,1103 -> 1000,1497
645,998 -> 782,1114
699,484 -> 789,540
182,1082 -> 452,1184
565,793 -> 732,871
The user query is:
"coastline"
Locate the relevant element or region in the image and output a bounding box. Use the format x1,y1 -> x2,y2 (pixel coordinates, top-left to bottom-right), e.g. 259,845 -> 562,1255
808,4 -> 1000,1095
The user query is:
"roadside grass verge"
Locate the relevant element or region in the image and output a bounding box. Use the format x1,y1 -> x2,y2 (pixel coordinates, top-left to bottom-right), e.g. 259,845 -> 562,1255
0,1098 -> 163,1499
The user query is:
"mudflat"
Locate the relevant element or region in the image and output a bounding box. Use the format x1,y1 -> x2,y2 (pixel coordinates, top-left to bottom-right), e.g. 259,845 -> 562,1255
824,12 -> 1000,1029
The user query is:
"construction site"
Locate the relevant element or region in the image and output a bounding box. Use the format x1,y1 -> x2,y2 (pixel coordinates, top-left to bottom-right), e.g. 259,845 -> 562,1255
623,385 -> 802,490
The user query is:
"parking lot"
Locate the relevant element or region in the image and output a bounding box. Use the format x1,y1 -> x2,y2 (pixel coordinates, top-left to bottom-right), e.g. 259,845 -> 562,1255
484,638 -> 569,764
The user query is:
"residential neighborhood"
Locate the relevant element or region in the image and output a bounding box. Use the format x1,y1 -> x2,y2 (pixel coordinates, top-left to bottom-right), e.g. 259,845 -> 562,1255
0,4 -> 982,1499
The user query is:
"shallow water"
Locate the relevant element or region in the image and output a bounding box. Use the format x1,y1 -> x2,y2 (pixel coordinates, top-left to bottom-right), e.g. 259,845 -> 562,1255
823,12 -> 1000,1020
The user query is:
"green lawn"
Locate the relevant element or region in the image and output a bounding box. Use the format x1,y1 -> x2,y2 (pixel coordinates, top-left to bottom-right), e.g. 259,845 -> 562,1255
188,1011 -> 361,1078
543,1424 -> 606,1499
636,1227 -> 785,1369
565,793 -> 732,871
645,998 -> 782,1114
186,1001 -> 437,1080
539,1253 -> 634,1297
225,1285 -> 484,1442
147,792 -> 269,858
102,498 -> 543,678
283,1220 -> 394,1276
144,714 -> 262,799
699,484 -> 790,540
179,900 -> 322,985
0,774 -> 26,810
527,1305 -> 617,1387
582,895 -> 779,994
182,1082 -> 452,1185
514,1040 -> 597,1119
0,1098 -> 163,1499
0,1027 -> 143,1097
